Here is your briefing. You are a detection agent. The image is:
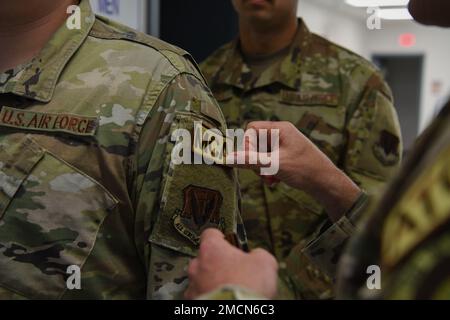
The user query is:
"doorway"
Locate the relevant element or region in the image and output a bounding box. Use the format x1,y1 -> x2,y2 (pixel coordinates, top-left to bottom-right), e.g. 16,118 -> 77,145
372,55 -> 423,153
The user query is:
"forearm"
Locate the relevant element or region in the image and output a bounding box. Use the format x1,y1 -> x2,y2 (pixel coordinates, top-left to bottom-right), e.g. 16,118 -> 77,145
299,155 -> 362,222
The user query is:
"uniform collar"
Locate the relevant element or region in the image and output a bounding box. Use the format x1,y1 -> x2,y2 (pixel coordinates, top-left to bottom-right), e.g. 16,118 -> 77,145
215,19 -> 311,91
0,0 -> 95,103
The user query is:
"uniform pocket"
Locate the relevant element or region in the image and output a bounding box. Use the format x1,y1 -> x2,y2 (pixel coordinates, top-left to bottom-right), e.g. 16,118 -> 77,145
0,137 -> 44,218
0,135 -> 118,299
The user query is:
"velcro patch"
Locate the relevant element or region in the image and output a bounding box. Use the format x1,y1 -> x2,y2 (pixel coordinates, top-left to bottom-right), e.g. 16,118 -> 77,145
192,123 -> 232,165
0,106 -> 98,137
382,147 -> 450,269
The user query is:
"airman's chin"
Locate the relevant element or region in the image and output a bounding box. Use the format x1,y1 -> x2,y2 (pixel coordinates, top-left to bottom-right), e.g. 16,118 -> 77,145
245,13 -> 276,30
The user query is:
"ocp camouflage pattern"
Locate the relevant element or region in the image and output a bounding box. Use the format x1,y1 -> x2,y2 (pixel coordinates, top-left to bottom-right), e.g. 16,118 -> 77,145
0,0 -> 245,300
201,19 -> 402,299
201,102 -> 450,301
337,101 -> 450,300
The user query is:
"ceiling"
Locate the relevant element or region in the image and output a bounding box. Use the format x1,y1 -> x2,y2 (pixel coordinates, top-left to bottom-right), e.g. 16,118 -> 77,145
300,0 -> 404,21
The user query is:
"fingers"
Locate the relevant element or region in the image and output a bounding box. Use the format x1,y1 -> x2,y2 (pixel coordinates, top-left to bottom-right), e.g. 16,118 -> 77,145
198,229 -> 225,256
200,228 -> 225,243
225,151 -> 272,168
184,281 -> 198,300
224,121 -> 293,170
186,229 -> 230,300
186,230 -> 279,300
185,258 -> 200,300
251,248 -> 279,270
246,121 -> 291,132
197,228 -> 240,270
247,120 -> 295,138
187,257 -> 199,278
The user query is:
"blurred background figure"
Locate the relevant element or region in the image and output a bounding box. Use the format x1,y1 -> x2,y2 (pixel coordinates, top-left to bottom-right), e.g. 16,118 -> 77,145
198,0 -> 402,300
94,0 -> 450,154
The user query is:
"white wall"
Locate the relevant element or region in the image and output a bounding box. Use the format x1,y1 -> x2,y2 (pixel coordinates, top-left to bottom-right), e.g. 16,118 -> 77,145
89,0 -> 450,132
298,0 -> 369,58
298,0 -> 450,132
363,21 -> 450,130
90,0 -> 147,31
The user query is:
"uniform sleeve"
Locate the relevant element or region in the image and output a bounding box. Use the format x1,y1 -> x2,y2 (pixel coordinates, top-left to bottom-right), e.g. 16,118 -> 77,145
132,72 -> 245,300
300,192 -> 371,280
382,220 -> 450,300
288,72 -> 402,290
343,72 -> 403,195
370,139 -> 450,300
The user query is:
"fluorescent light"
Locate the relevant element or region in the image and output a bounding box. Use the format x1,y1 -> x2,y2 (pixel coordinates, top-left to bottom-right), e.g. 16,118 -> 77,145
345,0 -> 409,7
377,8 -> 413,20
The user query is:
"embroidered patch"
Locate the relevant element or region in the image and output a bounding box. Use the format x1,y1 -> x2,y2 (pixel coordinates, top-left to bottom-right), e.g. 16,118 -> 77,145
372,130 -> 400,166
382,148 -> 450,269
172,185 -> 224,246
0,106 -> 98,137
192,123 -> 230,165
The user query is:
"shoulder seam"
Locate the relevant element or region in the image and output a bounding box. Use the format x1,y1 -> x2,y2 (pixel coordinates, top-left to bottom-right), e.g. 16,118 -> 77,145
89,17 -> 203,76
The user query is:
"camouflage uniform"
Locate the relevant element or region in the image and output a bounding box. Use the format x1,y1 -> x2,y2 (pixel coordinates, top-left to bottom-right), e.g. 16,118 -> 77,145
335,100 -> 450,299
201,19 -> 402,298
0,0 -> 245,300
202,100 -> 450,300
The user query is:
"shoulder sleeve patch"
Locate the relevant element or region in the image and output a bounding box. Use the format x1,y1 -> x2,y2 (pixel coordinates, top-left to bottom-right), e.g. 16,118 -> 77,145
148,162 -> 239,257
148,111 -> 241,257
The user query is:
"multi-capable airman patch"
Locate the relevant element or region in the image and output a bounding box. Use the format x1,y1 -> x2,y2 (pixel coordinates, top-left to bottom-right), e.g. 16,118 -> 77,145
0,106 -> 98,137
372,130 -> 400,166
192,122 -> 232,165
381,148 -> 450,269
172,185 -> 225,246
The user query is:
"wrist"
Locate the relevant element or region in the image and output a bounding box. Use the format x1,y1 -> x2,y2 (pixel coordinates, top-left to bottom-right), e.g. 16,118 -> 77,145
306,162 -> 361,222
